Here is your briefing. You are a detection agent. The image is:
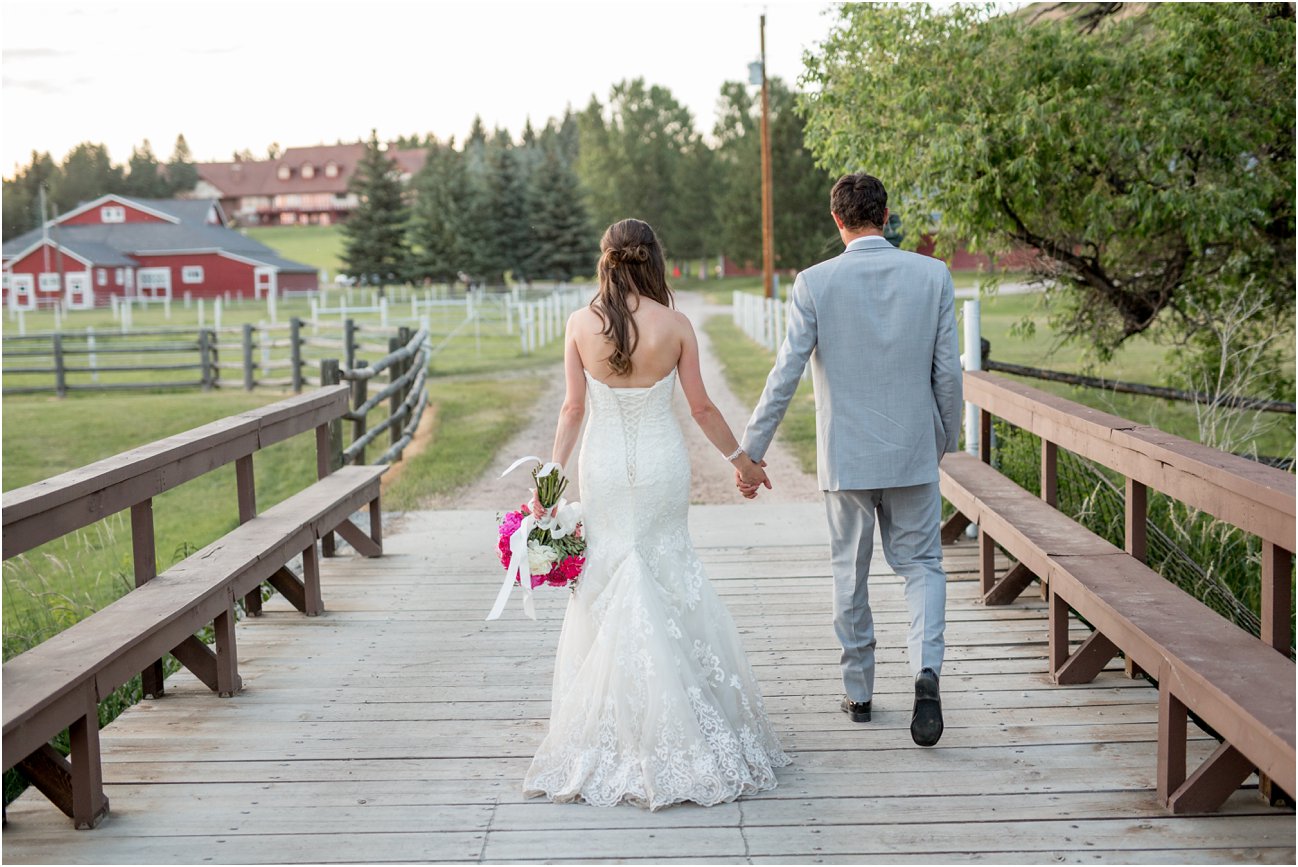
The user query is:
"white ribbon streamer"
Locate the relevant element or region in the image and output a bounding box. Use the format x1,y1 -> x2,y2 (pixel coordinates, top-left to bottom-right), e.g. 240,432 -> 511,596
486,513 -> 537,621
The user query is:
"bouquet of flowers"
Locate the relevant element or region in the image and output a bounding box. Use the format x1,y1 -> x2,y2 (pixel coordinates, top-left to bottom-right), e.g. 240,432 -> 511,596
486,456 -> 585,621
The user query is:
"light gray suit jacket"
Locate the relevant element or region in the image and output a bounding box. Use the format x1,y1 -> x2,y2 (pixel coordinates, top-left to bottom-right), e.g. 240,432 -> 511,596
741,235 -> 963,491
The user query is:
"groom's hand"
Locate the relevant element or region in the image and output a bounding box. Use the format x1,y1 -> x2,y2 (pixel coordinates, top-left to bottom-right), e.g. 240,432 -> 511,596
733,457 -> 771,497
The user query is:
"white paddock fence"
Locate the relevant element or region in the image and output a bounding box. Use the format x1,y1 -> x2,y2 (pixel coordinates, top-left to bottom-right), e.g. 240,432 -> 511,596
732,290 -> 792,352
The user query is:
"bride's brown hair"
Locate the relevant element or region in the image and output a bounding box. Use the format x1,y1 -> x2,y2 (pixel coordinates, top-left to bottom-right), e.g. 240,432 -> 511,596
591,218 -> 674,376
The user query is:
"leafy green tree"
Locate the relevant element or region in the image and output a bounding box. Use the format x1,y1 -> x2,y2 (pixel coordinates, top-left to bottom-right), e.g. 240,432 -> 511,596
165,134 -> 200,196
801,2 -> 1295,392
408,138 -> 468,283
340,129 -> 411,294
713,77 -> 837,271
51,142 -> 123,213
576,79 -> 704,253
123,139 -> 168,198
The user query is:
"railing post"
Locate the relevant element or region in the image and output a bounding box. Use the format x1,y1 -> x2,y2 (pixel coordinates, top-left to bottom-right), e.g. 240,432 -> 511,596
235,454 -> 263,615
199,328 -> 213,390
53,332 -> 66,398
242,323 -> 255,391
351,361 -> 369,466
1041,440 -> 1058,507
319,358 -> 343,558
1125,478 -> 1148,563
344,318 -> 357,371
1261,542 -> 1293,654
87,326 -> 98,384
963,299 -> 981,460
289,317 -> 303,392
389,330 -> 407,458
131,499 -> 166,698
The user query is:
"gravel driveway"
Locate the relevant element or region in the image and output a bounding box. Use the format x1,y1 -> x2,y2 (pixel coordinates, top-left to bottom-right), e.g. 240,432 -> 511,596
426,292 -> 822,509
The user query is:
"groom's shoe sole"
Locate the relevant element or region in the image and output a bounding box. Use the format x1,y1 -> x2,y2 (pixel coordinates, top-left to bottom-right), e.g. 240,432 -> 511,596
840,696 -> 871,723
911,669 -> 943,746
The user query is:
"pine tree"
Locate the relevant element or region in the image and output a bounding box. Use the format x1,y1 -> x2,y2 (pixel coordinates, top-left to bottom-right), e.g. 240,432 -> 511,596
52,142 -> 123,213
482,129 -> 530,283
340,129 -> 411,295
124,139 -> 168,198
166,134 -> 200,196
527,144 -> 597,281
408,138 -> 468,283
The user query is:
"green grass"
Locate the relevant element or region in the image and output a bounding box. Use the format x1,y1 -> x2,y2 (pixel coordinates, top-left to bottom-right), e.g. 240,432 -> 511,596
244,224 -> 345,275
1,391 -> 318,639
385,376 -> 549,510
690,271 -> 1030,305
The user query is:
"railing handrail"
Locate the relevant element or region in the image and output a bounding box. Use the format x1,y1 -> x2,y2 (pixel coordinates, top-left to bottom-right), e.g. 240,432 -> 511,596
339,328 -> 427,382
1,385 -> 350,559
964,370 -> 1295,548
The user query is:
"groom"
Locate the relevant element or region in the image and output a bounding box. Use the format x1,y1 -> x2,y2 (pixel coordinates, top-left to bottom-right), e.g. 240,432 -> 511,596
733,173 -> 962,747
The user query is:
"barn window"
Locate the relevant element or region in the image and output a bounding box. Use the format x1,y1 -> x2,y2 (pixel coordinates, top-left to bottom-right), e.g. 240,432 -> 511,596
182,266 -> 204,284
39,273 -> 61,292
114,268 -> 125,284
101,206 -> 126,223
277,165 -> 292,181
301,163 -> 315,179
97,269 -> 108,286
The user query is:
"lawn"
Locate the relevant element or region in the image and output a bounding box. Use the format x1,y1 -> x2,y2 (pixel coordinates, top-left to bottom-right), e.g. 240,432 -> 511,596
244,224 -> 345,275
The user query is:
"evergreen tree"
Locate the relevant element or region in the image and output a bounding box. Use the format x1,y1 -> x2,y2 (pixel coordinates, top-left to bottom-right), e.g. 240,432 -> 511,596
2,151 -> 57,240
51,142 -> 123,213
124,139 -> 168,198
483,129 -> 531,283
526,144 -> 597,281
458,116 -> 496,283
408,138 -> 468,283
340,129 -> 411,295
166,134 -> 200,196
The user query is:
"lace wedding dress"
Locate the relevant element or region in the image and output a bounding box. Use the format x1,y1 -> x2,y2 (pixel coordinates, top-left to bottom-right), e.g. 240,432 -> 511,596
523,368 -> 790,810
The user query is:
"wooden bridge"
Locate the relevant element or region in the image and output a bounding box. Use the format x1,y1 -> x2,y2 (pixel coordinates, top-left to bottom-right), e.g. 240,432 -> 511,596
3,372 -> 1295,863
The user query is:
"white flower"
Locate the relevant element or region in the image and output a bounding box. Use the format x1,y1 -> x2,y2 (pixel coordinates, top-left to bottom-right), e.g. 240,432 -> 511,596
548,500 -> 584,540
527,540 -> 558,575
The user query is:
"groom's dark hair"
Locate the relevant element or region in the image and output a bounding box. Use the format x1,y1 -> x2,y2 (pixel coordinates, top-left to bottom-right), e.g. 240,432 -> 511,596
831,173 -> 888,230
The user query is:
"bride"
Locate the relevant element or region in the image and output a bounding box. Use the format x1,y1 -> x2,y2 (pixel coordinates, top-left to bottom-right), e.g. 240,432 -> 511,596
522,218 -> 791,810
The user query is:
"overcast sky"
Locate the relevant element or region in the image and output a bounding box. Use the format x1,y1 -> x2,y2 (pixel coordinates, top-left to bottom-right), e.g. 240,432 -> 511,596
2,0 -> 841,175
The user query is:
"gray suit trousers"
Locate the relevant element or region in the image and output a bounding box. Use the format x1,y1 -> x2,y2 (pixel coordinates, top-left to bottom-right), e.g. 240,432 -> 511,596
825,482 -> 947,703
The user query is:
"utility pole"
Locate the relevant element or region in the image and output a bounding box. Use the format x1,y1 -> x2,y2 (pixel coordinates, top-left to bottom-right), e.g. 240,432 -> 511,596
759,13 -> 775,299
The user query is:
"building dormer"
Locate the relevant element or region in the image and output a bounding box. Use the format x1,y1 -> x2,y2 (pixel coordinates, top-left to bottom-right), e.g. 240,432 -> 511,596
325,162 -> 340,178
56,194 -> 178,227
301,163 -> 315,179
277,165 -> 292,181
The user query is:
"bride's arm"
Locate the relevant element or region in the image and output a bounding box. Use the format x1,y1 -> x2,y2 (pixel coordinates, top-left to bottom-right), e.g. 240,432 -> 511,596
677,315 -> 770,489
549,311 -> 587,468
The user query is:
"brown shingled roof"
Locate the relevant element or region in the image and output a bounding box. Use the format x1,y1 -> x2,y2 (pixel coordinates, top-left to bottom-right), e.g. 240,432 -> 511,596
199,143 -> 429,197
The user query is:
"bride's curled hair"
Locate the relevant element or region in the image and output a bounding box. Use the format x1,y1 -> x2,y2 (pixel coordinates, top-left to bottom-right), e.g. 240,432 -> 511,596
593,218 -> 673,376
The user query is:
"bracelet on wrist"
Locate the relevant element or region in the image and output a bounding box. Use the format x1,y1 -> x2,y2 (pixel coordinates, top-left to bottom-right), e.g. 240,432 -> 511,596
725,445 -> 746,462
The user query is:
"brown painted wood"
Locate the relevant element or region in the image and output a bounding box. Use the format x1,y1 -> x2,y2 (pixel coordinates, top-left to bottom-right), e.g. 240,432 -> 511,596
1041,440 -> 1058,507
68,697 -> 107,830
235,454 -> 262,616
334,519 -> 382,559
267,566 -> 308,614
1054,630 -> 1120,686
984,561 -> 1035,606
1126,478 -> 1148,563
303,543 -> 323,616
16,744 -> 77,821
979,407 -> 991,463
130,500 -> 165,699
368,496 -> 383,554
1158,676 -> 1188,806
1166,742 -> 1256,815
1261,542 -> 1293,654
213,607 -> 239,698
963,371 -> 1295,547
940,512 -> 971,544
169,636 -> 221,694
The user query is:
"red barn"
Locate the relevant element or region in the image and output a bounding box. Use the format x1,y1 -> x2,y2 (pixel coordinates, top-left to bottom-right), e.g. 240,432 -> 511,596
1,194 -> 318,310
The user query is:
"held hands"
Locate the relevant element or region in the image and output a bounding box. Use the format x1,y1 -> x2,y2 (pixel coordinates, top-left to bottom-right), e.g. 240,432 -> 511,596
733,456 -> 771,500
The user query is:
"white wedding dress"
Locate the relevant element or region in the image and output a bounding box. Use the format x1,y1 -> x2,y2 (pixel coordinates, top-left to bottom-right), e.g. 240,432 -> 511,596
523,368 -> 790,810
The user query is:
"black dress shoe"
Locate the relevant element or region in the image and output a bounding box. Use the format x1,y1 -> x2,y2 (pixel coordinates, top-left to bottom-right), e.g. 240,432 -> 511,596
911,668 -> 943,746
840,696 -> 871,723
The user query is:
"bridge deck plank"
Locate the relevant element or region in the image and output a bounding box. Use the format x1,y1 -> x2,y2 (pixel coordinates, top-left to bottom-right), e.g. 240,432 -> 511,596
2,504 -> 1292,864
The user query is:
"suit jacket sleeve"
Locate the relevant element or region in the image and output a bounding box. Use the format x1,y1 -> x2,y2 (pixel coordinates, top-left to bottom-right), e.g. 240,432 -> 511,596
741,272 -> 818,462
932,269 -> 962,454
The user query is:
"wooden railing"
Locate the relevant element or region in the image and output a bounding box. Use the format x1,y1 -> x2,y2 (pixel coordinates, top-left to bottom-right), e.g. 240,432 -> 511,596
1,387 -> 387,828
940,370 -> 1295,812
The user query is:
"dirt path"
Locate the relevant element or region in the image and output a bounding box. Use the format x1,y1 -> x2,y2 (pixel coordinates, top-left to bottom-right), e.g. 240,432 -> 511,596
425,293 -> 821,509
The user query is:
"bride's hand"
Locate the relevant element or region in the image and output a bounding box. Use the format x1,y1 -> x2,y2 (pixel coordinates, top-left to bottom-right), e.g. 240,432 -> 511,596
529,490 -> 546,519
